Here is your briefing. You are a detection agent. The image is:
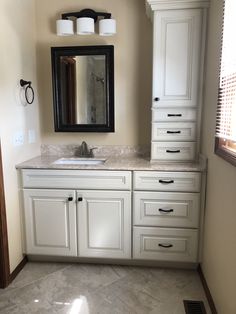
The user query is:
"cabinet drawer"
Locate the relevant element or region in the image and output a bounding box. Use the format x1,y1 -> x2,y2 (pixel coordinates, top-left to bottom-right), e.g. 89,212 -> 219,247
152,108 -> 197,122
133,171 -> 201,192
133,192 -> 200,228
22,169 -> 132,190
152,122 -> 196,141
133,227 -> 198,262
151,142 -> 196,161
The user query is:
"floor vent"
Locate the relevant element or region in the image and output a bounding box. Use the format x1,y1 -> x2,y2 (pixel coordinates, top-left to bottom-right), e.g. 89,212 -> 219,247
183,300 -> 207,314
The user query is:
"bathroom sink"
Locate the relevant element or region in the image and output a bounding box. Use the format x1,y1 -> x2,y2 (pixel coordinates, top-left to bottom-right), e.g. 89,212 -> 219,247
52,158 -> 106,165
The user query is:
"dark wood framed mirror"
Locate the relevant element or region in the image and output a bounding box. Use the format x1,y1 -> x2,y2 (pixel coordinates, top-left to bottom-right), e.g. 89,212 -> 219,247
51,45 -> 114,132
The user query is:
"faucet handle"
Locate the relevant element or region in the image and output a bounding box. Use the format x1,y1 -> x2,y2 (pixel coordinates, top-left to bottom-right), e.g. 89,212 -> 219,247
89,147 -> 98,157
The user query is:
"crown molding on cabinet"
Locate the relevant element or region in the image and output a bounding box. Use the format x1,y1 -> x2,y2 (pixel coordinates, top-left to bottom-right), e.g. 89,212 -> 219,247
146,0 -> 210,19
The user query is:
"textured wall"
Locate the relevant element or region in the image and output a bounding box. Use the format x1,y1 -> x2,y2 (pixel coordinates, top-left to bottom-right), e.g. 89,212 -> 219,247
0,0 -> 41,271
35,0 -> 152,146
201,1 -> 236,313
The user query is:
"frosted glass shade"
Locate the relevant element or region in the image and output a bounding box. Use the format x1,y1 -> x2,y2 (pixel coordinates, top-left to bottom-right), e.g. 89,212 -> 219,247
77,17 -> 94,35
99,19 -> 116,36
56,19 -> 74,36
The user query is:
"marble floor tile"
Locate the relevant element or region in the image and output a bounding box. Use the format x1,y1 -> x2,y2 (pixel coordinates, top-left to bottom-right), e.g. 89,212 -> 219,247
0,262 -> 210,314
0,262 -> 70,294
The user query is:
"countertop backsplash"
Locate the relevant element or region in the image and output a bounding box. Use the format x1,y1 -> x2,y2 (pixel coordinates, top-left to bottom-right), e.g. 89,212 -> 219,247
41,144 -> 151,158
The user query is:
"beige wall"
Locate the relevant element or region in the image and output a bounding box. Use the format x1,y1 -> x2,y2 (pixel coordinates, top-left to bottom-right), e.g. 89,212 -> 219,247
0,0 -> 41,272
35,0 -> 152,146
201,1 -> 236,313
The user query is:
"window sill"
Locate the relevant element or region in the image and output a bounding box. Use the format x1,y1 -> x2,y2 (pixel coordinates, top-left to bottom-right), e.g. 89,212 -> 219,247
215,137 -> 236,167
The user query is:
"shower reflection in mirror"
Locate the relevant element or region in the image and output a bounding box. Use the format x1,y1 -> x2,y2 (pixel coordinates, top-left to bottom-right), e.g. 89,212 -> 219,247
60,55 -> 106,125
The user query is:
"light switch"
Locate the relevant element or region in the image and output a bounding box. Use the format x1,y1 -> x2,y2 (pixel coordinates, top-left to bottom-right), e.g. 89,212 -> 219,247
13,131 -> 24,146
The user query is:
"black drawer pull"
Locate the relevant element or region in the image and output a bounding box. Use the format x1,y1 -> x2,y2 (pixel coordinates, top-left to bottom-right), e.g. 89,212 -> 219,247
159,179 -> 174,184
159,208 -> 174,213
154,97 -> 160,101
78,197 -> 83,202
166,149 -> 181,153
167,114 -> 182,117
166,131 -> 181,134
68,197 -> 73,202
158,243 -> 173,248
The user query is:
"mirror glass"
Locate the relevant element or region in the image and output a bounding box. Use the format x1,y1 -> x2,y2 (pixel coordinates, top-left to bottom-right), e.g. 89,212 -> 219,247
51,46 -> 114,132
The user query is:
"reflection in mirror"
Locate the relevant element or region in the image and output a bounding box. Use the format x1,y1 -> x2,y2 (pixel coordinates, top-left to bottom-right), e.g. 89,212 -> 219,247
60,55 -> 106,125
51,45 -> 114,132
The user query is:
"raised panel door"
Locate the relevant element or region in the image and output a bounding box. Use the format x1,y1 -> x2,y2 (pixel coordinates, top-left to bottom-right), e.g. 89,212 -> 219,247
23,189 -> 77,256
153,9 -> 202,108
78,190 -> 131,259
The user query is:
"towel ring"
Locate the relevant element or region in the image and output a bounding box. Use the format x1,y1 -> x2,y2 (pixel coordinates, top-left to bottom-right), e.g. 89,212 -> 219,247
20,79 -> 35,104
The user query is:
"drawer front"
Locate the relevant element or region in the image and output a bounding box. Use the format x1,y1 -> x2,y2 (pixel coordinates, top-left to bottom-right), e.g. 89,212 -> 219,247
133,171 -> 201,192
22,169 -> 132,190
151,142 -> 196,161
152,122 -> 196,141
133,192 -> 200,228
152,108 -> 197,122
133,227 -> 198,262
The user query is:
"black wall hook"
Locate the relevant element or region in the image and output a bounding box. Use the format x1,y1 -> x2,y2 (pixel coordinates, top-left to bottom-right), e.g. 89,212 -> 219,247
20,79 -> 35,104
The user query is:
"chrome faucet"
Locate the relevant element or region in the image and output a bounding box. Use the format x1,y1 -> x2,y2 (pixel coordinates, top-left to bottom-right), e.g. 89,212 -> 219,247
76,141 -> 97,158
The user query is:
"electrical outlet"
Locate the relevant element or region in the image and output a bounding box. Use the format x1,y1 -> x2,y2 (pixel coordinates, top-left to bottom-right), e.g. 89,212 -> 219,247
28,129 -> 36,144
13,131 -> 24,146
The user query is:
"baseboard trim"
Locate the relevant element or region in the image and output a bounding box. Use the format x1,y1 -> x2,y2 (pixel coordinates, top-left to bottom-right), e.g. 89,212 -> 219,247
198,265 -> 217,314
9,256 -> 28,284
27,255 -> 198,269
0,142 -> 10,289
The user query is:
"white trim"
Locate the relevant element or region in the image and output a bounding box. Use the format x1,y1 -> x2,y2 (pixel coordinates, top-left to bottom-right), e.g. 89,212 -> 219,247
146,0 -> 210,18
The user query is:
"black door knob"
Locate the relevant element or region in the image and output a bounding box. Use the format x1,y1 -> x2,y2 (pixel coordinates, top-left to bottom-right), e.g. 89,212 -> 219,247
78,197 -> 83,202
68,197 -> 73,202
154,97 -> 160,101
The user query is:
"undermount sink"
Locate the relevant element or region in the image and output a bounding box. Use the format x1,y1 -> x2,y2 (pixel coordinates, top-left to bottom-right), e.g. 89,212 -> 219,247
52,158 -> 106,165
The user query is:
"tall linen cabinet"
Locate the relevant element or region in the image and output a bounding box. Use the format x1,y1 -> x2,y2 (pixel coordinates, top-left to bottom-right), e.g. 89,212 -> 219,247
146,0 -> 209,162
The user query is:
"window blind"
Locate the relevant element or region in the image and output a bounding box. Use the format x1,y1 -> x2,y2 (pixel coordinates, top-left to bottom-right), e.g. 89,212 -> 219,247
215,0 -> 236,142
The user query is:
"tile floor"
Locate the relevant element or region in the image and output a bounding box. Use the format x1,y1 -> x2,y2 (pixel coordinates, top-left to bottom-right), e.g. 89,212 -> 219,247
0,262 -> 210,314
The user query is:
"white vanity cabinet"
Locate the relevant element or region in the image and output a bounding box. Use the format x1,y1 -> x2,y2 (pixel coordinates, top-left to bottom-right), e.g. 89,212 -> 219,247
21,169 -> 132,259
21,167 -> 204,264
133,171 -> 201,262
146,0 -> 209,161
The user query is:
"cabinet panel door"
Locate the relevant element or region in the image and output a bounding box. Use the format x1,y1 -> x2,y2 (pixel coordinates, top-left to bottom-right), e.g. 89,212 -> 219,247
78,191 -> 131,259
23,189 -> 77,256
153,9 -> 202,107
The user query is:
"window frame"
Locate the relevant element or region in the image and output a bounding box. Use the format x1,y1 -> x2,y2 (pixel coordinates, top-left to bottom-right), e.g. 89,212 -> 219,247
215,138 -> 236,166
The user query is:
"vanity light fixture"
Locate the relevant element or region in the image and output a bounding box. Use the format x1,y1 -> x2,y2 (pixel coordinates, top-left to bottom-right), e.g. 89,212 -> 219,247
56,8 -> 116,36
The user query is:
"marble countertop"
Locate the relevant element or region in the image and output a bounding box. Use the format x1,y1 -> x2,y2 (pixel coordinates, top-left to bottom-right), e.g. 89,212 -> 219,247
16,155 -> 206,172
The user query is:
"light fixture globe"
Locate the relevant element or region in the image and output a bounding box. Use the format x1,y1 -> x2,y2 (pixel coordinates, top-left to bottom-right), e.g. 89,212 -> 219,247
56,9 -> 117,37
99,19 -> 116,36
77,17 -> 94,35
56,19 -> 74,36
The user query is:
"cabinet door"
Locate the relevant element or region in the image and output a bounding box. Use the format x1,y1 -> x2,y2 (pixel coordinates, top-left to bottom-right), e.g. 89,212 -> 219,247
78,191 -> 131,259
23,189 -> 77,256
153,9 -> 202,107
